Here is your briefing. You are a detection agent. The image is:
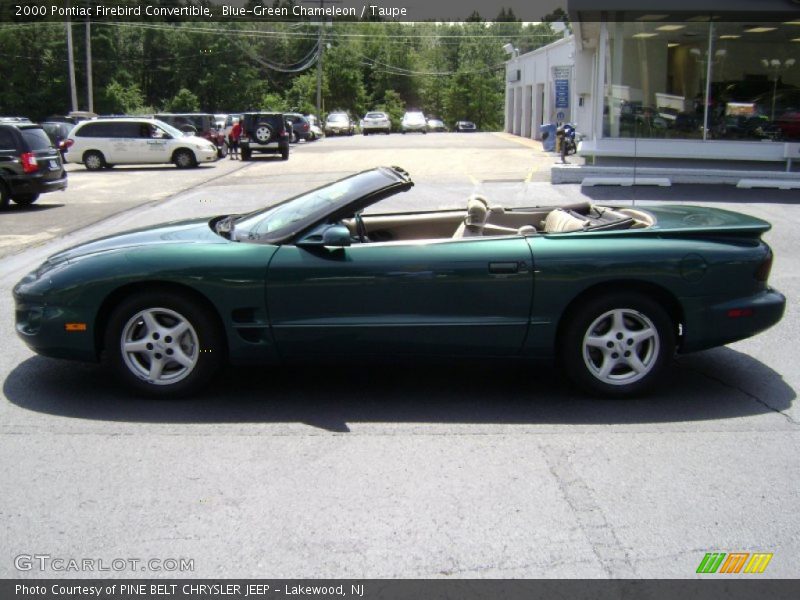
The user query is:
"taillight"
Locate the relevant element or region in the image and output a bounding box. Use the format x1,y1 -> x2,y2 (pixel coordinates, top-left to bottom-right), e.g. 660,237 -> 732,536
755,250 -> 773,282
20,152 -> 38,173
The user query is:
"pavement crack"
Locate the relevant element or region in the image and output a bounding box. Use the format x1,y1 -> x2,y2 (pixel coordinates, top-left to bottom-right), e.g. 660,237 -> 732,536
540,444 -> 637,577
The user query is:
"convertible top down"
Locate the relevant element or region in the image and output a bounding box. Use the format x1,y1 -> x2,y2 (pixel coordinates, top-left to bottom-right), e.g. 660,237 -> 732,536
14,166 -> 785,397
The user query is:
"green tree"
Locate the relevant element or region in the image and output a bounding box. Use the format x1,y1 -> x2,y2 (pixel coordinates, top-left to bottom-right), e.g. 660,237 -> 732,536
165,88 -> 200,112
101,80 -> 146,114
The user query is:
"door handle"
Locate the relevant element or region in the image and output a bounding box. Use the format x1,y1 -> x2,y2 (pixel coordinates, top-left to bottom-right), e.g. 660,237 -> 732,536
488,261 -> 520,274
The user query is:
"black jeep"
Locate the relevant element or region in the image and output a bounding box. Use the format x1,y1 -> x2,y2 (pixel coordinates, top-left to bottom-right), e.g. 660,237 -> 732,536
0,123 -> 67,209
239,112 -> 290,161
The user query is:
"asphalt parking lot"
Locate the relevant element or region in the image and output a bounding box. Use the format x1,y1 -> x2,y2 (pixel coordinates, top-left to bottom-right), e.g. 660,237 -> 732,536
1,133 -> 798,578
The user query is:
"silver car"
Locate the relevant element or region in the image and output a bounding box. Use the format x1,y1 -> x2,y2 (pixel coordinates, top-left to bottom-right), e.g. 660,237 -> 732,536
401,111 -> 427,134
362,111 -> 391,135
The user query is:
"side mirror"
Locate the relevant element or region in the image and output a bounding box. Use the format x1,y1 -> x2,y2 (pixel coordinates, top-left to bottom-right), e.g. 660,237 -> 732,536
322,225 -> 351,247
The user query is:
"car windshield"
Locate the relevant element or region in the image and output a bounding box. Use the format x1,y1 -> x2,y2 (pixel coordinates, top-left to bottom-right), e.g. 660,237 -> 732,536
233,170 -> 398,244
366,113 -> 385,119
153,120 -> 186,138
328,113 -> 347,122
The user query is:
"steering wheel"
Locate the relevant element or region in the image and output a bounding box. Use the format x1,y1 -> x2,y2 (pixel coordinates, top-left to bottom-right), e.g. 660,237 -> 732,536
354,213 -> 369,243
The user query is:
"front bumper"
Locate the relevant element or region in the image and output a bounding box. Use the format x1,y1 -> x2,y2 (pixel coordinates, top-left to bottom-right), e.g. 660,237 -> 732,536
680,288 -> 786,353
14,292 -> 97,362
197,148 -> 218,163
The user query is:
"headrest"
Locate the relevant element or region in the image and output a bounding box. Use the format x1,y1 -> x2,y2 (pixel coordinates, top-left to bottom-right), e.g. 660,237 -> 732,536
465,195 -> 489,226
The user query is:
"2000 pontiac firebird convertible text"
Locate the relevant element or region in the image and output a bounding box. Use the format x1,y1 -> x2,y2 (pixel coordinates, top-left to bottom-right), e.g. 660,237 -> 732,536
14,167 -> 785,397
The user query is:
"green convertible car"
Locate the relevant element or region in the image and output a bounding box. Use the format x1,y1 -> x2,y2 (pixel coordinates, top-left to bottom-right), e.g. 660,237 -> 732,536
14,166 -> 785,397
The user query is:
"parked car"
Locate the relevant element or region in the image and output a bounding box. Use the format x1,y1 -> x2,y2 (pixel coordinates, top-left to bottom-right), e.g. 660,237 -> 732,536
64,118 -> 218,170
41,121 -> 74,158
13,166 -> 785,397
154,113 -> 227,158
362,111 -> 391,135
239,112 -> 290,160
305,115 -> 324,140
427,118 -> 447,132
455,120 -> 477,132
401,111 -> 427,134
284,113 -> 312,142
324,112 -> 355,136
0,122 -> 67,208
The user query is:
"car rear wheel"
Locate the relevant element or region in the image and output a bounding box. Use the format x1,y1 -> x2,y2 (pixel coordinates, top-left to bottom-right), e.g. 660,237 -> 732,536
104,292 -> 223,397
11,193 -> 40,205
83,150 -> 106,171
0,181 -> 10,209
173,149 -> 197,169
560,292 -> 675,398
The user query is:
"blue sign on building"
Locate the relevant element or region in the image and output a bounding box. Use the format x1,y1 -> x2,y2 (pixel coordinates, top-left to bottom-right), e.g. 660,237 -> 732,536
555,79 -> 569,109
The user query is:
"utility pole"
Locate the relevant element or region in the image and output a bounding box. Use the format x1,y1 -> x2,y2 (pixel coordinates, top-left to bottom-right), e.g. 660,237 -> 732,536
85,16 -> 93,112
301,0 -> 340,119
316,11 -> 323,120
65,1 -> 78,112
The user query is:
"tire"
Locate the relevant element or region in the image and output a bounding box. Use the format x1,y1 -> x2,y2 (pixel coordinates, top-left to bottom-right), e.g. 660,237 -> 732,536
217,144 -> 227,159
104,164 -> 115,169
280,148 -> 289,161
103,291 -> 224,397
11,193 -> 39,206
254,122 -> 273,144
173,149 -> 197,169
83,150 -> 106,171
0,181 -> 10,209
385,129 -> 390,135
363,131 -> 369,136
559,292 -> 675,398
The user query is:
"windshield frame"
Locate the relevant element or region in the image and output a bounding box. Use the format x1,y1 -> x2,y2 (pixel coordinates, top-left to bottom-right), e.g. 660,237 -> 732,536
152,119 -> 187,138
231,167 -> 412,245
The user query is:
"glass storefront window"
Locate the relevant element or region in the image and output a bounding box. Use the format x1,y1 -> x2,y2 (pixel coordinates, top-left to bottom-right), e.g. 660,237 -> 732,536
603,20 -> 799,142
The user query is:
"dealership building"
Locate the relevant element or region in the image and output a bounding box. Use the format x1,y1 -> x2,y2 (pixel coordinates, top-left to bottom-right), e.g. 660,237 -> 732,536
505,1 -> 800,184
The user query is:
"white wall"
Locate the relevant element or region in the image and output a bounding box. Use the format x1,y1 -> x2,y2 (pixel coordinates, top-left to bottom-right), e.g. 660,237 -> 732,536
505,37 -> 581,140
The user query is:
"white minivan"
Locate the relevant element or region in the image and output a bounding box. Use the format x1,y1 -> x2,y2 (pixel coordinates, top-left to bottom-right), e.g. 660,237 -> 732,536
64,118 -> 219,170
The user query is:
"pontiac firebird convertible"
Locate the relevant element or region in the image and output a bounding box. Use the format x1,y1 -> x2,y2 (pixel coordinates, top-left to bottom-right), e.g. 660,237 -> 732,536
14,166 -> 785,397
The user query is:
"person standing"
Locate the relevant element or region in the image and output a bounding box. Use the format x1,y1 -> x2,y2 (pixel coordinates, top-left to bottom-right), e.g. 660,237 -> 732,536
229,118 -> 242,160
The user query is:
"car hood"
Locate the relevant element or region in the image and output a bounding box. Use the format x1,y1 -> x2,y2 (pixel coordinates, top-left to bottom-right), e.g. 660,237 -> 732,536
44,218 -> 225,266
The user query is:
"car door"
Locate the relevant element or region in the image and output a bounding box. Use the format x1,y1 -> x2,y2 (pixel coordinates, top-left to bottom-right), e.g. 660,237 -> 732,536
266,236 -> 534,358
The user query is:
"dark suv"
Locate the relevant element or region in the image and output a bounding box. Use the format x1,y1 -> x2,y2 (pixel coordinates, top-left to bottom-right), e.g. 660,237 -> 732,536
239,112 -> 290,160
0,123 -> 67,209
154,113 -> 227,158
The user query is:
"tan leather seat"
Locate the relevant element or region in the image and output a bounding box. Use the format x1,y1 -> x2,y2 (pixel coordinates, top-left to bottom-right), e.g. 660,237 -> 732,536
542,209 -> 588,233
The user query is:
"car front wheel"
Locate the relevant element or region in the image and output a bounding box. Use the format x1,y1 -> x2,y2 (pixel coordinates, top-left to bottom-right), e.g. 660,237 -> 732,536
104,292 -> 223,397
173,149 -> 197,169
560,292 -> 675,398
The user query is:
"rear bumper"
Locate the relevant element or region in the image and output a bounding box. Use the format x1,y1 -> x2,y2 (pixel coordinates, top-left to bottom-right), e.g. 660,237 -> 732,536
8,172 -> 67,196
680,288 -> 786,353
241,140 -> 288,153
